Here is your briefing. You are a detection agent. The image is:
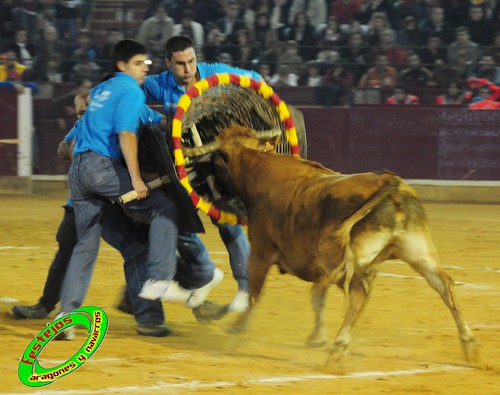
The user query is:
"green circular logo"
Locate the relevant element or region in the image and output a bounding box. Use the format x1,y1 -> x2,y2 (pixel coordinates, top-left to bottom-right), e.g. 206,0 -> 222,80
18,306 -> 108,387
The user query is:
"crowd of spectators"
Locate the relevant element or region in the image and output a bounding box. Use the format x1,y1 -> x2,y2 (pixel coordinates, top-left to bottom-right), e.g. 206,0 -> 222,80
2,0 -> 500,107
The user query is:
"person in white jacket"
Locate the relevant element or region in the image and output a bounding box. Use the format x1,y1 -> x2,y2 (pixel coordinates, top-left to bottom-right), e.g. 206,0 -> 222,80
172,9 -> 204,52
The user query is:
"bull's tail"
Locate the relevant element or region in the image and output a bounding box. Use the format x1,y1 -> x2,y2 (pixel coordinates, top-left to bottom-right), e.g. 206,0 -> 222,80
336,175 -> 400,296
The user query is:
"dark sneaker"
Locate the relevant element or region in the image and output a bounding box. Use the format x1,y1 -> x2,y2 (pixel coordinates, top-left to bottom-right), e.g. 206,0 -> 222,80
116,288 -> 134,315
137,323 -> 172,337
192,301 -> 230,323
12,303 -> 49,319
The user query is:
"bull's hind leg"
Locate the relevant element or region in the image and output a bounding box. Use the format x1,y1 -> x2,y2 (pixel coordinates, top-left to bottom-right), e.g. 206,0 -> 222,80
398,234 -> 480,364
326,270 -> 376,366
307,277 -> 331,347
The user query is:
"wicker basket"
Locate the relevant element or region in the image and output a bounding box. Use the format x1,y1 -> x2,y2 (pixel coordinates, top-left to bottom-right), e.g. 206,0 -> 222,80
173,77 -> 307,224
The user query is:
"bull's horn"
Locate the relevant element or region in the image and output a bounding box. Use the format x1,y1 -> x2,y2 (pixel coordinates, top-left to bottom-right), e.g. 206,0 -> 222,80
182,141 -> 220,157
256,128 -> 282,140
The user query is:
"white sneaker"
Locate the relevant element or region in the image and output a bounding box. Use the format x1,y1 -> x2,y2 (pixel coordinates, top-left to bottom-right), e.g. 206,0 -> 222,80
54,312 -> 75,341
187,268 -> 224,308
162,281 -> 192,303
229,290 -> 249,313
139,279 -> 170,300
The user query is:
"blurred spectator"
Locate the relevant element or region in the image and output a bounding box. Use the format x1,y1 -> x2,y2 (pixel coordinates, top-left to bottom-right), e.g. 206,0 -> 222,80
371,28 -> 409,69
3,28 -> 36,69
54,0 -> 80,41
68,54 -> 101,84
435,80 -> 467,105
419,6 -> 455,45
0,50 -> 38,94
258,62 -> 273,83
203,23 -> 227,62
215,0 -> 247,49
217,52 -> 233,65
0,0 -> 16,41
316,61 -> 354,105
38,52 -> 66,82
46,78 -> 93,131
330,0 -> 363,25
366,12 -> 392,46
339,31 -> 370,84
288,0 -> 327,27
483,31 -> 500,65
279,40 -> 305,75
396,16 -> 426,50
254,11 -> 279,51
466,76 -> 500,100
426,58 -> 463,88
301,60 -> 322,86
173,9 -> 204,51
399,52 -> 432,87
269,64 -> 299,86
136,4 -> 175,54
441,0 -> 469,28
244,0 -> 275,27
359,53 -> 398,88
317,16 -> 347,51
270,0 -> 294,40
469,55 -> 500,85
357,0 -> 396,27
97,28 -> 124,73
385,83 -> 419,104
79,0 -> 95,29
418,33 -> 448,70
282,11 -> 318,61
340,18 -> 369,37
392,0 -> 425,31
231,29 -> 260,70
69,29 -> 98,62
447,26 -> 480,73
144,0 -> 179,20
468,84 -> 500,109
463,6 -> 494,46
385,84 -> 419,104
175,0 -> 226,25
35,25 -> 67,76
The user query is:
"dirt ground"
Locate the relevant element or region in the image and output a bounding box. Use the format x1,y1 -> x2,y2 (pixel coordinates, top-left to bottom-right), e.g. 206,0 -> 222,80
1,191 -> 499,395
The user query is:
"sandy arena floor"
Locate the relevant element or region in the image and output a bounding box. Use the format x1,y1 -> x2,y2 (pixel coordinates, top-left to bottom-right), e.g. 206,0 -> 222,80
0,192 -> 499,394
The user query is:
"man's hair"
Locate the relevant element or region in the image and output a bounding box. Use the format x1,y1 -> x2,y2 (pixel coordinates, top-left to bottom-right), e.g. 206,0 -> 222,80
165,35 -> 194,60
112,39 -> 146,71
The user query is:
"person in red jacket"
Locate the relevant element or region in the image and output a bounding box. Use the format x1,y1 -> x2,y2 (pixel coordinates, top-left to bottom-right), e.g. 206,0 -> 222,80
468,84 -> 500,109
435,80 -> 467,105
386,83 -> 419,104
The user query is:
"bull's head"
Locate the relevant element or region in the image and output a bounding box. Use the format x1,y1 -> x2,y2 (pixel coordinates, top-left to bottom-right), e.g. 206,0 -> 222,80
181,125 -> 282,216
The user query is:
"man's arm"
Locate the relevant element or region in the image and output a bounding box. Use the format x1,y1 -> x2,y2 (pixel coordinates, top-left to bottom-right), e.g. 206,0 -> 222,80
118,131 -> 149,199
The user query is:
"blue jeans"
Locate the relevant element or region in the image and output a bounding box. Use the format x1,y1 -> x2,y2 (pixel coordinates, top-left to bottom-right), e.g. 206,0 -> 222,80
217,222 -> 249,291
60,151 -> 178,313
178,222 -> 250,291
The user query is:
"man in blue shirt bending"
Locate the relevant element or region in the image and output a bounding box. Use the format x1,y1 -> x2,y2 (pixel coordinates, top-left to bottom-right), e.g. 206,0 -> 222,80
142,35 -> 262,312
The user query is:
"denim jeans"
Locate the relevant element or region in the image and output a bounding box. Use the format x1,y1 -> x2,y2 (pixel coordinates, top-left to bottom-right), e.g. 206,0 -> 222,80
60,151 -> 178,313
39,205 -> 77,312
216,222 -> 249,291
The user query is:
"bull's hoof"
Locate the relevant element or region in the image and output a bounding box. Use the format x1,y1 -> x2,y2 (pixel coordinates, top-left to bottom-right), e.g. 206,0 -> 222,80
192,301 -> 230,323
307,336 -> 327,348
463,337 -> 482,366
325,343 -> 349,367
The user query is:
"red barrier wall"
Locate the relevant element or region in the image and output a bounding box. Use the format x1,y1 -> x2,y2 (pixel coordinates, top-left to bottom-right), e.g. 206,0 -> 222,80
300,106 -> 500,180
0,90 -> 19,176
27,101 -> 500,181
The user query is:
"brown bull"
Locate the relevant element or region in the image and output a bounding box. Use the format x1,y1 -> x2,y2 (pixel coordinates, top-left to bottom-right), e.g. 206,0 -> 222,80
211,125 -> 480,366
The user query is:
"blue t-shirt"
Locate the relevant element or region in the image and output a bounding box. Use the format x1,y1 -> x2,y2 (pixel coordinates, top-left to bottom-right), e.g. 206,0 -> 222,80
73,72 -> 147,159
142,62 -> 262,113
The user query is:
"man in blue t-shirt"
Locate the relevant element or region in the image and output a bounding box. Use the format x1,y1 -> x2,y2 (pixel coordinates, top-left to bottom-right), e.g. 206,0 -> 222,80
56,40 -> 224,339
142,35 -> 262,312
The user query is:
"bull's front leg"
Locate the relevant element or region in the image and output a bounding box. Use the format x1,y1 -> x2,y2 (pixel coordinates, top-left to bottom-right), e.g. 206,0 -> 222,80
225,250 -> 274,334
307,277 -> 330,347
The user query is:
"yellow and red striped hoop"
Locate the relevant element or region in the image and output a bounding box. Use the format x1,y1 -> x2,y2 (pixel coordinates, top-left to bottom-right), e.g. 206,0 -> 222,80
172,73 -> 300,225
